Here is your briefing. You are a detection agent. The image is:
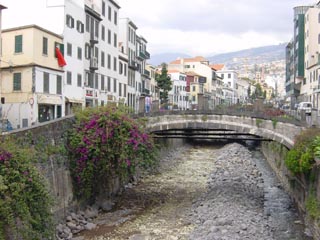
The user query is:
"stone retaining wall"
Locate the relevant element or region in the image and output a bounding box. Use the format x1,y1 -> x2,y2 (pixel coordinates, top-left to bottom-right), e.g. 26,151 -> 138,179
261,142 -> 320,239
7,116 -> 185,221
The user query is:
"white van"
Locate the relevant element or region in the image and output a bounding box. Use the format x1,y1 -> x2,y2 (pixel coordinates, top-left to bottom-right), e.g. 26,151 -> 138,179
297,102 -> 312,115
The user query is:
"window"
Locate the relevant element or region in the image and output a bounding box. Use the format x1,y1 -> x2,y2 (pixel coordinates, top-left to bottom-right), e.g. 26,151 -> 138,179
85,43 -> 90,59
119,62 -> 123,74
221,73 -> 224,79
101,25 -> 105,41
113,78 -> 117,92
119,83 -> 122,96
13,72 -> 21,91
102,1 -> 106,16
124,64 -> 127,76
114,33 -> 117,48
101,51 -> 105,67
95,74 -> 98,89
77,74 -> 82,87
94,46 -> 99,59
107,76 -> 111,91
76,20 -> 84,33
57,75 -> 62,94
77,47 -> 82,60
318,34 -> 320,44
43,37 -> 48,55
54,42 -> 64,57
43,72 -> 49,93
107,54 -> 111,69
94,20 -> 99,38
15,35 -> 23,53
86,14 -> 90,32
66,14 -> 75,28
101,75 -> 105,90
228,73 -> 231,78
108,6 -> 112,21
67,71 -> 72,85
108,29 -> 111,44
192,86 -> 196,91
67,43 -> 72,56
113,57 -> 117,71
114,11 -> 117,25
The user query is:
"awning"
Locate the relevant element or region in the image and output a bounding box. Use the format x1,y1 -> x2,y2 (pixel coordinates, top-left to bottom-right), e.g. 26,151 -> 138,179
65,97 -> 84,104
37,94 -> 62,105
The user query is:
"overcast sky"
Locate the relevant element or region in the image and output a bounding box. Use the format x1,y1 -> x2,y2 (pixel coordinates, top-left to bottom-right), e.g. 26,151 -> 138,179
1,0 -> 316,56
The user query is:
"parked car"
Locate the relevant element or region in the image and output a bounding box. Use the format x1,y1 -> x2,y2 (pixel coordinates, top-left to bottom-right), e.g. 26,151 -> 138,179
297,102 -> 312,115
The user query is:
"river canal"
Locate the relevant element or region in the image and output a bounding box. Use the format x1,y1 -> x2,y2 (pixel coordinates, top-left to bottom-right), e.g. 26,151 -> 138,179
77,143 -> 313,240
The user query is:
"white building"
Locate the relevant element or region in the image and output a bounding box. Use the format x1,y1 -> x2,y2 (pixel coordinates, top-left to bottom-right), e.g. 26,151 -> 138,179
214,64 -> 239,105
168,56 -> 221,109
304,4 -> 320,109
119,18 -> 138,112
167,70 -> 188,110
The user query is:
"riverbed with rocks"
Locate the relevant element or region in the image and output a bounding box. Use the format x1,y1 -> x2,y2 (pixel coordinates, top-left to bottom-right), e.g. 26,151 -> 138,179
65,143 -> 312,240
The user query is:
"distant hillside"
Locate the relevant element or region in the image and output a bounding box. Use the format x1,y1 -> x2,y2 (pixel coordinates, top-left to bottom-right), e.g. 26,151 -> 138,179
208,43 -> 287,66
149,53 -> 191,66
148,43 -> 287,67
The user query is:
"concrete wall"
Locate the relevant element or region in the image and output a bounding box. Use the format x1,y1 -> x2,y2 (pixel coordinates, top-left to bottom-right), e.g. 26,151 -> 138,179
261,142 -> 320,239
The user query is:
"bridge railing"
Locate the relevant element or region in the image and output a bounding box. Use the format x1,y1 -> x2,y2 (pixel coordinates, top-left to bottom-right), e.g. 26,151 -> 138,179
136,108 -> 305,127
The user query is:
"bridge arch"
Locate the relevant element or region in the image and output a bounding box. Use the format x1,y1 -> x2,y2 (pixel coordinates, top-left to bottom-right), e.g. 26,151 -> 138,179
145,113 -> 304,149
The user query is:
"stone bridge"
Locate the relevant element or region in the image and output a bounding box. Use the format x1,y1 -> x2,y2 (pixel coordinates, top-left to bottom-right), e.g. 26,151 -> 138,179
143,111 -> 305,149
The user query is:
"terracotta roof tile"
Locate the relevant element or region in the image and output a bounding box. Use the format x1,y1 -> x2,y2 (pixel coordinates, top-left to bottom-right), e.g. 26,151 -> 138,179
210,64 -> 225,71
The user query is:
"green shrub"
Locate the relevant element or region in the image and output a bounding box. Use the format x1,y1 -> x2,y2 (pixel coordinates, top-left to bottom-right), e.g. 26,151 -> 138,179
306,191 -> 320,220
284,129 -> 320,175
0,137 -> 53,239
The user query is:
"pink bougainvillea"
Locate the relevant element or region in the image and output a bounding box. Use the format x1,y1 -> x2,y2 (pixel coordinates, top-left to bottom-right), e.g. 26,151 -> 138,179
68,107 -> 157,201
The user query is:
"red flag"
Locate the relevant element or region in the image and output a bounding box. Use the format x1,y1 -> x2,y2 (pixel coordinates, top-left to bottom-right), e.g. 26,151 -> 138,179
55,47 -> 67,67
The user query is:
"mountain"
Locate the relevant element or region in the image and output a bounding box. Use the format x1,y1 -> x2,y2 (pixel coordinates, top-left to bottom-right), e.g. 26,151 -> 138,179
149,53 -> 191,66
207,43 -> 287,67
148,43 -> 287,67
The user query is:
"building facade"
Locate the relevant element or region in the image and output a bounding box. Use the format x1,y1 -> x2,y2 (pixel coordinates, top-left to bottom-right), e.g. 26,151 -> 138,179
1,25 -> 64,128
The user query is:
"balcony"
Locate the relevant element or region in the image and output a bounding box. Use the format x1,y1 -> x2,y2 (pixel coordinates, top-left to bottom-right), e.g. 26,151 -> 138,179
145,51 -> 150,59
128,60 -> 138,70
90,32 -> 99,45
143,69 -> 150,77
90,57 -> 98,71
137,50 -> 150,60
142,88 -> 150,96
313,85 -> 320,93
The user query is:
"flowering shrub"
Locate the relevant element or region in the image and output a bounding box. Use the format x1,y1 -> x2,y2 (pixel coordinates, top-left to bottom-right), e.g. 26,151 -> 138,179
0,137 -> 53,239
68,106 -> 157,202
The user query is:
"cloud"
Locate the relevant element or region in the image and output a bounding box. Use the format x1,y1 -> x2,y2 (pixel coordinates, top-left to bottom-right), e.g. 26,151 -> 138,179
119,0 -> 314,55
141,27 -> 290,56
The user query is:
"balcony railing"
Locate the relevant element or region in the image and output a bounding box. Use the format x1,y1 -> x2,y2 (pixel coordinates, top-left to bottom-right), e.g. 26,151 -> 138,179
142,88 -> 150,96
138,51 -> 147,59
145,51 -> 150,59
313,85 -> 320,93
90,57 -> 98,71
128,60 -> 138,70
138,50 -> 151,60
143,69 -> 150,77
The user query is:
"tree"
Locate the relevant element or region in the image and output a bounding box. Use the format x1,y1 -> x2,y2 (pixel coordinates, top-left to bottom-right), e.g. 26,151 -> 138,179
251,83 -> 264,99
155,63 -> 172,106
